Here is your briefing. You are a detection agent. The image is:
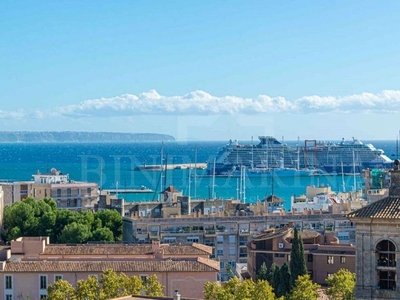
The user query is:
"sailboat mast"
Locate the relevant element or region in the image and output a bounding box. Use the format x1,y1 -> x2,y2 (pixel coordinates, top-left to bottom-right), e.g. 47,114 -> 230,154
194,147 -> 197,199
243,166 -> 246,204
297,136 -> 300,170
341,161 -> 346,192
159,142 -> 164,201
211,158 -> 216,199
352,150 -> 356,192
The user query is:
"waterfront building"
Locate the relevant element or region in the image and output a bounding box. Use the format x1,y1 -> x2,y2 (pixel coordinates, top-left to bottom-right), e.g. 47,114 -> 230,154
347,160 -> 400,299
123,186 -> 356,281
0,237 -> 218,300
291,184 -> 366,213
0,168 -> 99,210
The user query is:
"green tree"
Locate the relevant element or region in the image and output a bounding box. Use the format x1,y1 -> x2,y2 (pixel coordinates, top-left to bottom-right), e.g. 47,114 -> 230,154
204,277 -> 276,300
287,274 -> 320,300
257,262 -> 268,281
47,279 -> 76,300
120,273 -> 144,295
90,227 -> 114,242
266,263 -> 277,285
95,209 -> 123,241
251,280 -> 275,300
99,269 -> 126,300
142,275 -> 164,296
58,222 -> 92,243
75,276 -> 100,300
271,264 -> 280,292
3,200 -> 38,239
289,228 -> 307,285
325,269 -> 356,300
235,279 -> 255,300
276,262 -> 291,297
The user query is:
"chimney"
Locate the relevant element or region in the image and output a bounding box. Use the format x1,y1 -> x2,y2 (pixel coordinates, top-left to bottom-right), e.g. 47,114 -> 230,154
152,240 -> 160,252
173,289 -> 181,300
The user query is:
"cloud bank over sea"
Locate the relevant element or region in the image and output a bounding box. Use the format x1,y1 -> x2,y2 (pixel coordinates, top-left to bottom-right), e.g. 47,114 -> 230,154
2,89 -> 400,119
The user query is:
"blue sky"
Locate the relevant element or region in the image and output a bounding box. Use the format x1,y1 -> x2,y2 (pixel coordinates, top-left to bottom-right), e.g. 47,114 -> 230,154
1,1 -> 400,141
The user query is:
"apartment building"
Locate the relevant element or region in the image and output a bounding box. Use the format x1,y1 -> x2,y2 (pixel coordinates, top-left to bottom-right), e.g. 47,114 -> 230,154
0,237 -> 219,300
123,187 -> 356,281
0,168 -> 99,210
247,226 -> 356,285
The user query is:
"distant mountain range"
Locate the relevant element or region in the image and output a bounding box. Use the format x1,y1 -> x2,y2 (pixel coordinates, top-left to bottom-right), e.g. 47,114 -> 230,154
0,131 -> 175,142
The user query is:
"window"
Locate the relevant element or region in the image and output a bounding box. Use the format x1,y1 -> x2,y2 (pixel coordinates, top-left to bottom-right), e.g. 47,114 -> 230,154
308,254 -> 313,262
39,275 -> 47,290
274,253 -> 285,258
229,235 -> 235,244
6,295 -> 13,300
340,256 -> 346,264
5,275 -> 12,289
40,296 -> 48,300
54,275 -> 63,282
228,247 -> 235,255
217,248 -> 223,256
140,275 -> 148,282
327,256 -> 334,264
327,273 -> 334,278
217,236 -> 224,244
376,240 -> 397,290
220,261 -> 225,268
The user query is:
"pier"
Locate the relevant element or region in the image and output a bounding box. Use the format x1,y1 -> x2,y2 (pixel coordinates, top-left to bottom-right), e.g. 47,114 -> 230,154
104,188 -> 154,194
132,163 -> 207,171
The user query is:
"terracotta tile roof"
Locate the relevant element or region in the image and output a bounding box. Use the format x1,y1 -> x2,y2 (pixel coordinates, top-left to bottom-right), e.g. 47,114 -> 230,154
294,230 -> 320,240
2,258 -> 219,273
163,244 -> 211,256
43,244 -> 211,256
43,245 -> 153,255
347,196 -> 400,219
252,227 -> 290,241
262,195 -> 285,203
189,243 -> 212,255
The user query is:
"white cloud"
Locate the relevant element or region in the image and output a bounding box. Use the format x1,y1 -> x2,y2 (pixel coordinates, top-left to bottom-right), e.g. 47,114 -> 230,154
2,89 -> 400,120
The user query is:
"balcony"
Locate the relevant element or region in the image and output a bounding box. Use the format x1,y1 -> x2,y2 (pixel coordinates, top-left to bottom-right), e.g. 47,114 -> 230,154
205,229 -> 216,237
149,232 -> 159,239
239,229 -> 250,236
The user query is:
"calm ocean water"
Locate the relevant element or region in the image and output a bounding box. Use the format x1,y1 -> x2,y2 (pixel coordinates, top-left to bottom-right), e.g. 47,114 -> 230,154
0,140 -> 397,210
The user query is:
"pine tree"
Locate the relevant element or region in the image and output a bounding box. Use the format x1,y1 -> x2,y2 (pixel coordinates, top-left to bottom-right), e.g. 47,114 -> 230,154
276,262 -> 291,297
289,228 -> 307,286
257,262 -> 268,281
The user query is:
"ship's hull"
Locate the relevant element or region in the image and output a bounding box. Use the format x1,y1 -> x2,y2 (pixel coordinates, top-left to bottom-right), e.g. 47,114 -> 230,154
208,137 -> 393,175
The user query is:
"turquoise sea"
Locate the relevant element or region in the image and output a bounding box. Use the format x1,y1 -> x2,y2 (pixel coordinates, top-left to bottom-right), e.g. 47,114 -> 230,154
0,140 -> 397,211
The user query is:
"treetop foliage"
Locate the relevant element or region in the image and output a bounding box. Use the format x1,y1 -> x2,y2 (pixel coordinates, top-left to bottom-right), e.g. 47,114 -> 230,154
3,197 -> 122,243
325,268 -> 356,300
47,269 -> 163,300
